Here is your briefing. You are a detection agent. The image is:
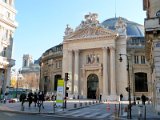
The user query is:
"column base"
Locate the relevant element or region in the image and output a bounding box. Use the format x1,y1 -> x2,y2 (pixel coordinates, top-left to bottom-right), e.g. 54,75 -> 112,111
102,95 -> 118,101
109,95 -> 117,101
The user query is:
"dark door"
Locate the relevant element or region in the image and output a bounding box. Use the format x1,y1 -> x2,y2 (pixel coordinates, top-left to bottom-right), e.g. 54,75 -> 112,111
87,74 -> 99,99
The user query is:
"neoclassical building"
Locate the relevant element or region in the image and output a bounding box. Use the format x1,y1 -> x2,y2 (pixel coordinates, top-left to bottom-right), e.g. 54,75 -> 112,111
40,13 -> 151,101
0,0 -> 18,96
20,54 -> 40,92
39,44 -> 63,94
143,0 -> 160,112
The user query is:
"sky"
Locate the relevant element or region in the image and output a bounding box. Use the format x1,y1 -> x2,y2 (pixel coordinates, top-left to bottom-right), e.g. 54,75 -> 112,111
13,0 -> 146,70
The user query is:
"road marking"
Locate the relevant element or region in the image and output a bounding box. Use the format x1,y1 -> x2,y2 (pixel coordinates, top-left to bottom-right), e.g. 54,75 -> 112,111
96,113 -> 111,119
71,111 -> 91,117
62,111 -> 81,115
85,112 -> 101,117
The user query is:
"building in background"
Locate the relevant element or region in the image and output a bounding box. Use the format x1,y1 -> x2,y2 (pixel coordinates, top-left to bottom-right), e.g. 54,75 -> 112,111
0,0 -> 18,98
39,44 -> 63,94
40,13 -> 151,101
20,54 -> 40,92
143,0 -> 160,113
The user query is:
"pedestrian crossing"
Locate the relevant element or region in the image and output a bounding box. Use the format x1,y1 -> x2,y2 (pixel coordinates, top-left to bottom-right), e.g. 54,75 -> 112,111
60,109 -> 112,119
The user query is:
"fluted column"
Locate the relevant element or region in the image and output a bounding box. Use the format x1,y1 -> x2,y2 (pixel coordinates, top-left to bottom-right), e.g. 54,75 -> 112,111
68,50 -> 73,94
74,49 -> 79,96
103,47 -> 108,98
110,47 -> 116,95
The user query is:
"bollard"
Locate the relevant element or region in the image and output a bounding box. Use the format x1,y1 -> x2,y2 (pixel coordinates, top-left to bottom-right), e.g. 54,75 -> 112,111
85,102 -> 87,106
106,103 -> 110,112
74,103 -> 77,108
21,105 -> 24,111
138,105 -> 143,119
79,102 -> 82,107
144,105 -> 146,120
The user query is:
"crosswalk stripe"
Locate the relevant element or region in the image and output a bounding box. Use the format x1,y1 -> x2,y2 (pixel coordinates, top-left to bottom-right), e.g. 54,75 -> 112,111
85,112 -> 101,117
71,111 -> 91,117
96,113 -> 111,119
62,110 -> 82,115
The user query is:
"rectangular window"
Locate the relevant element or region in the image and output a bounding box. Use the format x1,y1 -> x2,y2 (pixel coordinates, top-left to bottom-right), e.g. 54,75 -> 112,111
134,56 -> 139,64
59,61 -> 62,68
141,56 -> 145,64
55,62 -> 58,68
2,47 -> 7,57
3,0 -> 7,3
55,61 -> 61,69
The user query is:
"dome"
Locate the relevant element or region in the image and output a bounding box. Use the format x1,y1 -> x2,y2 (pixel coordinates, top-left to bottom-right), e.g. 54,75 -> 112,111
101,17 -> 144,37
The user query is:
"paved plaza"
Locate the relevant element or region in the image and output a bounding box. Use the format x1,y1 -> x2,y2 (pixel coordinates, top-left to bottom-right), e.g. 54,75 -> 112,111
0,99 -> 160,119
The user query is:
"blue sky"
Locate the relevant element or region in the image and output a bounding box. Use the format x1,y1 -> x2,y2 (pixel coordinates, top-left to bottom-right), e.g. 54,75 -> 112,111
13,0 -> 146,69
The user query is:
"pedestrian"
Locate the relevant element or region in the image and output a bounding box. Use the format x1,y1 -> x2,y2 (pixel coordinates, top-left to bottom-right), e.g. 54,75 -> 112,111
120,94 -> 123,101
4,93 -> 7,104
33,92 -> 38,107
38,91 -> 45,109
28,90 -> 33,107
19,91 -> 26,107
99,94 -> 102,102
141,94 -> 146,105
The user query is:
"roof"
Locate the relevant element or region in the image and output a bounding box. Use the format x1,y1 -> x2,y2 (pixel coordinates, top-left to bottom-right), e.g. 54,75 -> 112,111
101,17 -> 144,37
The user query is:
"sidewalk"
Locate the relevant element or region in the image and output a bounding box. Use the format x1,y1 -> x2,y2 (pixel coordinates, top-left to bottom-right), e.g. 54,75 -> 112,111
0,99 -> 160,119
0,99 -> 100,114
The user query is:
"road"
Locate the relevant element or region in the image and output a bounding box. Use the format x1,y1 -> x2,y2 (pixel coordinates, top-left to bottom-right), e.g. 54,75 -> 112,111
0,111 -> 95,120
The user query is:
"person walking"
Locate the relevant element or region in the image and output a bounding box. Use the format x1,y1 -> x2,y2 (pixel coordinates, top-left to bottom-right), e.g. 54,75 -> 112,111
99,94 -> 102,103
28,90 -> 33,108
141,94 -> 146,105
38,91 -> 45,109
20,91 -> 26,106
120,94 -> 123,101
33,92 -> 38,107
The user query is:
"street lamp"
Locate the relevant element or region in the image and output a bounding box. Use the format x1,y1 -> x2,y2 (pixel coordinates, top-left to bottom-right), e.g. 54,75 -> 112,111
16,69 -> 22,98
119,53 -> 132,119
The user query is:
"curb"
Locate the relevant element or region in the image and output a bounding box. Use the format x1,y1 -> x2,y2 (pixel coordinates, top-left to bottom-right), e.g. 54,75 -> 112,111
0,102 -> 101,115
0,109 -> 39,115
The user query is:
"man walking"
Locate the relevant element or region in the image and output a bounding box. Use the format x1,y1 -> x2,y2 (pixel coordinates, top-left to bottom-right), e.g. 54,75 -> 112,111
141,94 -> 146,105
28,90 -> 33,107
19,91 -> 26,111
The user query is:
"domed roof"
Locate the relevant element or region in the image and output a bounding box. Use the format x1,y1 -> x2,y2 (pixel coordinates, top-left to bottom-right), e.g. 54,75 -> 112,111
101,17 -> 144,37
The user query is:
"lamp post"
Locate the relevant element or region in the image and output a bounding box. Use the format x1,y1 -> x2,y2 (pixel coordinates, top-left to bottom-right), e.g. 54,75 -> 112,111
119,54 -> 132,119
16,69 -> 22,98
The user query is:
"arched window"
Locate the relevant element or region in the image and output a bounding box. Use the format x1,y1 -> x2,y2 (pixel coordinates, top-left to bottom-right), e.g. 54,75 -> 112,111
135,72 -> 148,92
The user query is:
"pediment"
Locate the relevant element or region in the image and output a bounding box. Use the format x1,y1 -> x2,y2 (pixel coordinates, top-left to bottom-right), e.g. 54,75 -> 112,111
65,26 -> 118,40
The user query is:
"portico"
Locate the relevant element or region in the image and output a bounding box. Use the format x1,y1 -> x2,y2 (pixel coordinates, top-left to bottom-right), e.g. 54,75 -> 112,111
62,13 -> 128,100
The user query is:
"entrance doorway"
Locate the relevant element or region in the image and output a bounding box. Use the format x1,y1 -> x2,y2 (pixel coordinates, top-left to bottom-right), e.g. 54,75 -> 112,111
87,74 -> 99,99
54,75 -> 61,91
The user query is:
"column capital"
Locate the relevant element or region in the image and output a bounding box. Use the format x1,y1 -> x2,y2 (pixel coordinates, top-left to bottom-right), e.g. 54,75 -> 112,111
102,47 -> 110,51
109,46 -> 115,51
74,49 -> 79,53
68,49 -> 73,53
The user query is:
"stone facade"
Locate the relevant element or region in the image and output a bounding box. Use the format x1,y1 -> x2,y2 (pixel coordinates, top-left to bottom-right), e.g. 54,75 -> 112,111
143,0 -> 160,112
21,54 -> 40,92
39,44 -> 63,94
40,13 -> 151,101
0,0 -> 18,96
